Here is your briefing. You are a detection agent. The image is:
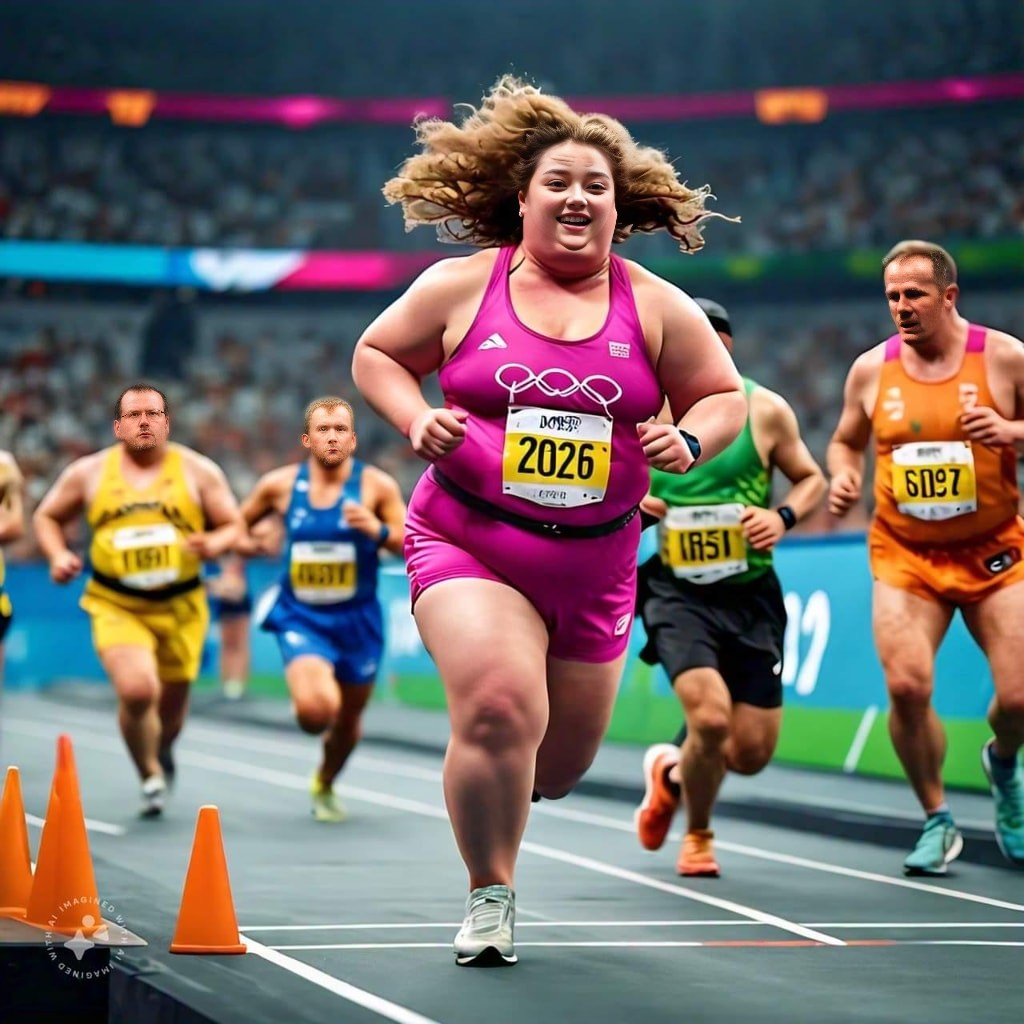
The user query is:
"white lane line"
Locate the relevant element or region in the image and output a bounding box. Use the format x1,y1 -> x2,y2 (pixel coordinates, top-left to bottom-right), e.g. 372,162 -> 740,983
240,919 -> 754,932
6,714 -> 1018,922
524,801 -> 1024,914
715,839 -> 1024,914
843,705 -> 879,774
272,941 -> 707,952
239,919 -> 1024,933
241,937 -> 446,1024
2,716 -> 839,944
521,841 -> 843,945
263,939 -> 1024,952
175,749 -> 843,944
25,812 -> 125,836
183,725 -> 1001,832
813,921 -> 1024,929
911,940 -> 1024,947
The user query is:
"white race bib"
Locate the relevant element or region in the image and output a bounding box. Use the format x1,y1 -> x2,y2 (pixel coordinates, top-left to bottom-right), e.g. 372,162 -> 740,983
112,524 -> 181,589
891,440 -> 977,521
659,503 -> 748,584
501,407 -> 612,508
290,541 -> 356,604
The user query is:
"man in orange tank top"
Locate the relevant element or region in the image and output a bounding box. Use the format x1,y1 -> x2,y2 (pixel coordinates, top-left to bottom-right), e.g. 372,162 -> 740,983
828,240 -> 1024,875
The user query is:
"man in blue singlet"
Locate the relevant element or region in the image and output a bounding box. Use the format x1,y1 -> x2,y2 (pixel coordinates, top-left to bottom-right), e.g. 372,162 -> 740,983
240,396 -> 407,821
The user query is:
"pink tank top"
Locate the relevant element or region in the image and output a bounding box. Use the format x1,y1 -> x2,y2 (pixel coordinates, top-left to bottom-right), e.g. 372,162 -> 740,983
436,246 -> 663,526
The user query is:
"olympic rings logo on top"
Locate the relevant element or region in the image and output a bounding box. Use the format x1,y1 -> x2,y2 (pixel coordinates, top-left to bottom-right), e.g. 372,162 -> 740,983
494,364 -> 623,415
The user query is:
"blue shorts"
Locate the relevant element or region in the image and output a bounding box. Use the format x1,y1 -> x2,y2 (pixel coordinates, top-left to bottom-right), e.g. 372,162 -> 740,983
209,593 -> 253,620
255,585 -> 382,685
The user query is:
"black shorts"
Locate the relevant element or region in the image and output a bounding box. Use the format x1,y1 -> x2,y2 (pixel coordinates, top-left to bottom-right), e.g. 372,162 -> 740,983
0,588 -> 11,643
637,557 -> 786,709
210,594 -> 253,621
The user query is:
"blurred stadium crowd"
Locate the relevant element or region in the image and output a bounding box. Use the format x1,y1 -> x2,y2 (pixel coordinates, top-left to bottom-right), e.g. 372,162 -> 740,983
6,0 -> 1022,95
1,0 -> 1022,559
2,107 -> 1022,254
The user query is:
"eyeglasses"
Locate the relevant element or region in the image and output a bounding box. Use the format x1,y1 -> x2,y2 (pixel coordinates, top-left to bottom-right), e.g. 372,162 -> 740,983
120,409 -> 167,421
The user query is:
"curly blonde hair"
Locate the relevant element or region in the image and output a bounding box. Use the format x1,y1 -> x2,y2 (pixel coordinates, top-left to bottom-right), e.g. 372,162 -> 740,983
383,76 -> 733,254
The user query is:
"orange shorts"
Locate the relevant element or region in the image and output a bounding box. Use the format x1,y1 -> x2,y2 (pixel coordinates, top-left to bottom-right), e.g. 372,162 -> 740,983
869,516 -> 1024,605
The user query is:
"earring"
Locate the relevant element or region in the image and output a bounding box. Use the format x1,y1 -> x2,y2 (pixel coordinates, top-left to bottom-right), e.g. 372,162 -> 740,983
519,209 -> 524,218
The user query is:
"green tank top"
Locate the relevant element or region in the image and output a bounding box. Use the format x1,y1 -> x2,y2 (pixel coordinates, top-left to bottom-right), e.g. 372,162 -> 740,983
649,378 -> 773,584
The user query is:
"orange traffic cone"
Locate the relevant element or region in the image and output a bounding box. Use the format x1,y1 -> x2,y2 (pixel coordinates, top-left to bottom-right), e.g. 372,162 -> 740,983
0,766 -> 33,917
24,735 -> 102,936
169,805 -> 246,954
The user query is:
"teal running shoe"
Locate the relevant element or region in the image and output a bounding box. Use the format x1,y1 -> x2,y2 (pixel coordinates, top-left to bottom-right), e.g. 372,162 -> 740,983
981,742 -> 1024,866
903,815 -> 963,876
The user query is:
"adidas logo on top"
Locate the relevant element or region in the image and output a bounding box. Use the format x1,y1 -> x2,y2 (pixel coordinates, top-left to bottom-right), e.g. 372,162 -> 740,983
479,333 -> 508,350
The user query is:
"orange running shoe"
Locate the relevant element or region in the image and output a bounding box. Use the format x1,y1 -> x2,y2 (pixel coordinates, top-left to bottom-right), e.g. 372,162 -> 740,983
677,829 -> 720,877
634,743 -> 681,851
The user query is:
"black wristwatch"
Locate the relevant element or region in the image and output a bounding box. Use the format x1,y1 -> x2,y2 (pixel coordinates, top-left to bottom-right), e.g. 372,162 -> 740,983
680,429 -> 701,465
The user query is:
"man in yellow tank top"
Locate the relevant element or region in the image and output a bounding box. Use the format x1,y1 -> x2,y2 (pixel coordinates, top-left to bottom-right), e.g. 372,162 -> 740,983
828,240 -> 1024,874
0,450 -> 27,681
33,384 -> 244,817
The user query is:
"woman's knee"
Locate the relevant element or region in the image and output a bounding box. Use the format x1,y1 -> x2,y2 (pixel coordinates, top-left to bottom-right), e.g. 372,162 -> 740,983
458,690 -> 544,752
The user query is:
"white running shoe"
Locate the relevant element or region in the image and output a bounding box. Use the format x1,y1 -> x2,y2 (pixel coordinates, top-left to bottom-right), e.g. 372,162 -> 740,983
139,775 -> 167,819
309,775 -> 347,823
453,884 -> 517,966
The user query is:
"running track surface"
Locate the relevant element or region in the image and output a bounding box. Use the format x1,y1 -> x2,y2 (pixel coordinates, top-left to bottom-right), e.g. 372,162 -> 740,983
2,689 -> 1022,1024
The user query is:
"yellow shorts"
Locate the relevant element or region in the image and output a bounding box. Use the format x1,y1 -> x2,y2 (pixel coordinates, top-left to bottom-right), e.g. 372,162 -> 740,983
869,516 -> 1024,605
80,582 -> 210,683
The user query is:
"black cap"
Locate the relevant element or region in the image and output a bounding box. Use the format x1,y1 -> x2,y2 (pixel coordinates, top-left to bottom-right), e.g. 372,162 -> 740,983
694,297 -> 732,337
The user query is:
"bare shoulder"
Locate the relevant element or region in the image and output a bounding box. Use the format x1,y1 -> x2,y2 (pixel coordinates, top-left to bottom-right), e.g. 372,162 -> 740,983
362,463 -> 403,498
176,444 -> 230,483
749,383 -> 796,421
618,258 -> 680,310
406,249 -> 498,302
847,341 -> 886,384
66,448 -> 109,482
260,463 -> 302,495
985,327 -> 1024,372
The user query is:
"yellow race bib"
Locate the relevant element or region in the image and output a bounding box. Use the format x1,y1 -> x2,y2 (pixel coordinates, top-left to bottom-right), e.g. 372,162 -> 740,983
501,407 -> 612,508
290,541 -> 356,604
659,503 -> 748,584
891,441 -> 977,521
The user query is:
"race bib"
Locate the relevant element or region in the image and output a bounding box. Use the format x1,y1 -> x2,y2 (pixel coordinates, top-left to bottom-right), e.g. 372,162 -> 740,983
290,541 -> 356,604
659,503 -> 748,584
891,441 -> 977,521
501,407 -> 612,508
112,523 -> 182,590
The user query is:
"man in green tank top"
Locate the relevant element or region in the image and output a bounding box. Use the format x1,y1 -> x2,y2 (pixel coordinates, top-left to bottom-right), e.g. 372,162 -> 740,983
634,299 -> 827,876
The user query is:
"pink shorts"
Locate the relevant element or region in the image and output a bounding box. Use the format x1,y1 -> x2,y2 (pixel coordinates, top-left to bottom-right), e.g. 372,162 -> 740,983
404,470 -> 640,662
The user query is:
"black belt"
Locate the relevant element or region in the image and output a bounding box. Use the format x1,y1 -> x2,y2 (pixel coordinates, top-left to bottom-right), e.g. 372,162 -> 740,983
90,571 -> 203,601
432,468 -> 638,539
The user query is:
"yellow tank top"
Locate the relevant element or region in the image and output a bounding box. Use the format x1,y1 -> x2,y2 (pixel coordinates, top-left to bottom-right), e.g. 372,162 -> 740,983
86,444 -> 204,592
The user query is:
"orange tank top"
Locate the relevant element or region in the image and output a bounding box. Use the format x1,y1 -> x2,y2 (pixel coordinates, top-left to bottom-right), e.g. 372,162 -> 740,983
872,324 -> 1019,545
